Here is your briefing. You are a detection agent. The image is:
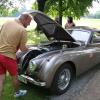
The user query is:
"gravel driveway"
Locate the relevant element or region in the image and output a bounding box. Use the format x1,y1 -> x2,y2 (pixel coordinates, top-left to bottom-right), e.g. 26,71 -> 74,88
48,65 -> 100,100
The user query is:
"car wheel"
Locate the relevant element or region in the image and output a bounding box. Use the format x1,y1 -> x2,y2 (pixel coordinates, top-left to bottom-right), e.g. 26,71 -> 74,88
50,63 -> 74,95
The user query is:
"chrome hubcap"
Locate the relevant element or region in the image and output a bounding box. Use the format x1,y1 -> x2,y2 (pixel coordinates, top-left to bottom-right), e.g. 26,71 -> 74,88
58,69 -> 71,90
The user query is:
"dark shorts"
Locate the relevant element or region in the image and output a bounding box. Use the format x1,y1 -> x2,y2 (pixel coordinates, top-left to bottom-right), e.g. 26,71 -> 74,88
0,54 -> 18,76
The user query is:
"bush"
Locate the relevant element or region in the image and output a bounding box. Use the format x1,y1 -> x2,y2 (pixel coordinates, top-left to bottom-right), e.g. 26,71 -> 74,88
27,29 -> 48,45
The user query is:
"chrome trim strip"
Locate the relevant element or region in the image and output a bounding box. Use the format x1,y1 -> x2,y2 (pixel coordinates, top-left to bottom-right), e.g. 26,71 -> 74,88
19,74 -> 46,86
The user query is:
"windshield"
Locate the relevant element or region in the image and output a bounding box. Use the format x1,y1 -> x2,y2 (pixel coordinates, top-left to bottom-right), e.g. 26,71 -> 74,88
71,30 -> 91,44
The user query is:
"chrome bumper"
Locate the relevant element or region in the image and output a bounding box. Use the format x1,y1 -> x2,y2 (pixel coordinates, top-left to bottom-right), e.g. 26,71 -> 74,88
18,74 -> 46,87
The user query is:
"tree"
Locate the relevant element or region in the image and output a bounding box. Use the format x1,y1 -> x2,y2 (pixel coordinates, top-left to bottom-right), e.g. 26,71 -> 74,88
0,0 -> 12,16
0,0 -> 24,16
37,0 -> 47,11
45,0 -> 100,24
33,0 -> 99,25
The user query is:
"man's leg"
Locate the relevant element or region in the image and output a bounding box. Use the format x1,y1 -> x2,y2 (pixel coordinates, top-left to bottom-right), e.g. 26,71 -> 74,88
6,57 -> 27,97
11,75 -> 19,92
12,75 -> 27,97
0,74 -> 5,97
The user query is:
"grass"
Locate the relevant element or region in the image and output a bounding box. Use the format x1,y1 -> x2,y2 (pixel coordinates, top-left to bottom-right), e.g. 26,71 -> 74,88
75,18 -> 100,29
0,17 -> 100,100
63,18 -> 100,29
1,75 -> 49,100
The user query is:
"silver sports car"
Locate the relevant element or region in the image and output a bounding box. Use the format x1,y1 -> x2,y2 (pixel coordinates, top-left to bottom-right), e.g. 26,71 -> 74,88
17,10 -> 100,95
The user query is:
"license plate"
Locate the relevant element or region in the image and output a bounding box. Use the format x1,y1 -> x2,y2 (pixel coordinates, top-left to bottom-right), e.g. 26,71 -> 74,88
18,75 -> 27,84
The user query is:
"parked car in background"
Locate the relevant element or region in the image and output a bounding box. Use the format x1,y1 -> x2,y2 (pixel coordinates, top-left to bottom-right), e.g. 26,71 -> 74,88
17,10 -> 100,95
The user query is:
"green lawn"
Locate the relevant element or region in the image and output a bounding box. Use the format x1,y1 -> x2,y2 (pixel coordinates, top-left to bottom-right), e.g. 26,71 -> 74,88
75,18 -> 100,29
1,74 -> 49,100
63,18 -> 100,29
0,17 -> 100,100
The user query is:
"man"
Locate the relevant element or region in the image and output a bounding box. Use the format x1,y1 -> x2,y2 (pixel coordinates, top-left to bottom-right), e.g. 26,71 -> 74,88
0,13 -> 33,98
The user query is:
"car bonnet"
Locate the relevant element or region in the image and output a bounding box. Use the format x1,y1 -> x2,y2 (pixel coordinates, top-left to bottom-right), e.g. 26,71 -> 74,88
30,10 -> 76,42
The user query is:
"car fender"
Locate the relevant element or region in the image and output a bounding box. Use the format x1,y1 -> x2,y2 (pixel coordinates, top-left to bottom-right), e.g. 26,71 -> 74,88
38,51 -> 76,88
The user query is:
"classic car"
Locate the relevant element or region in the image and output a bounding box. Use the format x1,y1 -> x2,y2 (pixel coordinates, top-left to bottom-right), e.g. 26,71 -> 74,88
17,10 -> 100,95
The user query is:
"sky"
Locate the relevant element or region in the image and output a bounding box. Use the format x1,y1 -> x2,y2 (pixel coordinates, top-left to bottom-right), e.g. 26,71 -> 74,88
24,0 -> 35,10
88,1 -> 100,14
12,0 -> 35,11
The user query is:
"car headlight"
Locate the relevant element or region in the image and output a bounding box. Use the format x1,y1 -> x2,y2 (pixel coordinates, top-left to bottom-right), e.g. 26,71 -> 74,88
29,61 -> 37,73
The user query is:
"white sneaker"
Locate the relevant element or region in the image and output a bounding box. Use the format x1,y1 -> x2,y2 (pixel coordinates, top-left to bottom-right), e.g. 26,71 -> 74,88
14,90 -> 27,97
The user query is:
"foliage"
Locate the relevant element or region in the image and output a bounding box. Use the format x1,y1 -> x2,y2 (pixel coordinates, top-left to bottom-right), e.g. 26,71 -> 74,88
27,30 -> 48,45
31,0 -> 100,25
0,0 -> 25,16
0,0 -> 99,18
0,0 -> 12,16
9,8 -> 20,17
32,0 -> 99,19
45,0 -> 99,18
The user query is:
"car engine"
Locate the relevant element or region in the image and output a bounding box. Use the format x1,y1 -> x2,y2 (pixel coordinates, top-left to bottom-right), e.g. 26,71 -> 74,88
17,41 -> 80,73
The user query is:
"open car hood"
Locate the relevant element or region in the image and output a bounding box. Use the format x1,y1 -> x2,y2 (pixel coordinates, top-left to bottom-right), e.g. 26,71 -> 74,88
30,10 -> 76,42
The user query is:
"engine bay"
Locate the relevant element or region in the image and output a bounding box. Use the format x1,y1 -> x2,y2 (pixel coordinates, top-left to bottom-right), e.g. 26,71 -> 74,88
38,40 -> 80,51
17,41 -> 80,73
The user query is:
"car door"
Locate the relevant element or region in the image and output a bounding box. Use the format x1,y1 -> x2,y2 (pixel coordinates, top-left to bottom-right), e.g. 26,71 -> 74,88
76,46 -> 98,73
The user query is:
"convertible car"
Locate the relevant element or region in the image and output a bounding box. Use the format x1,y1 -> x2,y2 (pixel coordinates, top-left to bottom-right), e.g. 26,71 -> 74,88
17,10 -> 100,95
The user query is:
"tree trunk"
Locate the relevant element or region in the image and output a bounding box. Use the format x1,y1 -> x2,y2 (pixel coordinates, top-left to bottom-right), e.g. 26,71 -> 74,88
37,0 -> 47,12
58,0 -> 62,26
36,0 -> 47,31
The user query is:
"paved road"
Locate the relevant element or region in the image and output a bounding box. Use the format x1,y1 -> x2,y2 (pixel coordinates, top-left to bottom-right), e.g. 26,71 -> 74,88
49,65 -> 100,100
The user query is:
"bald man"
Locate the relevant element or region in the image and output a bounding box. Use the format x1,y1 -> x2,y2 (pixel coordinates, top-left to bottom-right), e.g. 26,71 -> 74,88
0,13 -> 33,98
